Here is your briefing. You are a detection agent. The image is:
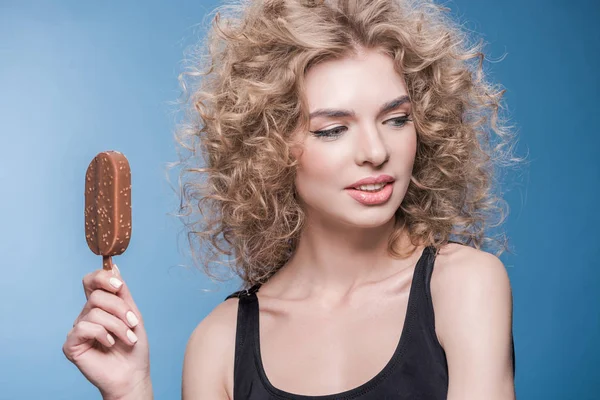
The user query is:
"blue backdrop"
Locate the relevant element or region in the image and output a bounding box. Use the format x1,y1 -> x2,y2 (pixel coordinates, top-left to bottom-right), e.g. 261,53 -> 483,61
1,0 -> 598,399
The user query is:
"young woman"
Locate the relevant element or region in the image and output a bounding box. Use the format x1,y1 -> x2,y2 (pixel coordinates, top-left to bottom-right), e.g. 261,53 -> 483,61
63,0 -> 520,399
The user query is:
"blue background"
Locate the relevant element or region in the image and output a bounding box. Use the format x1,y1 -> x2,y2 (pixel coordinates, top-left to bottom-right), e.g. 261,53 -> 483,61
1,0 -> 598,399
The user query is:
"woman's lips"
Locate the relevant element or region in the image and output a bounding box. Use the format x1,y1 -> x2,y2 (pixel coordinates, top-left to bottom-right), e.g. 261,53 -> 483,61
344,182 -> 394,205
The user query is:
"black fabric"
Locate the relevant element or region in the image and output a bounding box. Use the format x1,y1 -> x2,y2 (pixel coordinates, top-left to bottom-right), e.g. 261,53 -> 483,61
224,243 -> 515,399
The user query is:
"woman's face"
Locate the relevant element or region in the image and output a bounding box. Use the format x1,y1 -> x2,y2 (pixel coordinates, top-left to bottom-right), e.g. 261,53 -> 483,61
293,48 -> 417,229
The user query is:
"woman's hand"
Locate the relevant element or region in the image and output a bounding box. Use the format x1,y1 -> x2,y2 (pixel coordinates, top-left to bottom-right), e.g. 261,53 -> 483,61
62,264 -> 152,399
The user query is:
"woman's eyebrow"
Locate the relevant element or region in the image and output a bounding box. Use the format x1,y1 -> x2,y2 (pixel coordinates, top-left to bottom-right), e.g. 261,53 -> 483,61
308,95 -> 411,120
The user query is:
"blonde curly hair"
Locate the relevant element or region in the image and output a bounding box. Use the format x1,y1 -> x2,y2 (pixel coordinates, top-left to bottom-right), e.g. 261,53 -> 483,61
169,0 -> 525,288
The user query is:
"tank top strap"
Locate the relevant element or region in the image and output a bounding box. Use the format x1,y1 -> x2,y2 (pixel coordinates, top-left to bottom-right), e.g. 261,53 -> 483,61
417,240 -> 470,350
223,283 -> 262,362
407,243 -> 450,377
223,282 -> 262,301
222,283 -> 263,397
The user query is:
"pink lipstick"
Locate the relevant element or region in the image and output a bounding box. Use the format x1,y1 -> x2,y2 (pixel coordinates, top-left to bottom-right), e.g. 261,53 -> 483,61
344,174 -> 395,205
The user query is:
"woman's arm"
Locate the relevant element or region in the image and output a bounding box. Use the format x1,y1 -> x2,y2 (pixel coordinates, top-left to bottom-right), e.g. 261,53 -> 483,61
433,247 -> 515,400
182,299 -> 238,400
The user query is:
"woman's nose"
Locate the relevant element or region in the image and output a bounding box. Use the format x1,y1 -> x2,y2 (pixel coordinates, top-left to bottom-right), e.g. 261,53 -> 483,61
354,126 -> 390,167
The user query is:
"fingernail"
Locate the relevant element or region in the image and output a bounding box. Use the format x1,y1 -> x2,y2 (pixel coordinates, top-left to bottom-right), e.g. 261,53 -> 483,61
107,333 -> 115,346
112,264 -> 120,276
110,277 -> 123,289
127,329 -> 138,343
126,311 -> 139,327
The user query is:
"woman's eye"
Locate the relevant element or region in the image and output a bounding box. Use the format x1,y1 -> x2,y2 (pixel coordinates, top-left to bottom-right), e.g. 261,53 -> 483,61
310,126 -> 347,139
385,115 -> 412,128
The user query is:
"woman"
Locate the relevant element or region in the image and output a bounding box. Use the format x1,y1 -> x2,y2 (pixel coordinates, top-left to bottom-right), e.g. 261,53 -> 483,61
63,0 -> 520,398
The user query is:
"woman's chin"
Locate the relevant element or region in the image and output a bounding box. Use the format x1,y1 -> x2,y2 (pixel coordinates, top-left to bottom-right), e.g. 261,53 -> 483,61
338,211 -> 397,230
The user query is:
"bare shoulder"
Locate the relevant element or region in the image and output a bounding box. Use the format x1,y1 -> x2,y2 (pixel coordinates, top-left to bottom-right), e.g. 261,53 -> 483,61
431,243 -> 513,346
182,296 -> 239,400
430,242 -> 515,398
431,243 -> 512,304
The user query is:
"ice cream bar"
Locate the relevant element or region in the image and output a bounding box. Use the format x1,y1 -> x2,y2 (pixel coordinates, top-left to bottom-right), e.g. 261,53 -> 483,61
84,151 -> 132,270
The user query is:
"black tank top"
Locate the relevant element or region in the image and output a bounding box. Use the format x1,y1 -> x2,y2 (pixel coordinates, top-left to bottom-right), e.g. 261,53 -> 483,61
224,244 -> 516,399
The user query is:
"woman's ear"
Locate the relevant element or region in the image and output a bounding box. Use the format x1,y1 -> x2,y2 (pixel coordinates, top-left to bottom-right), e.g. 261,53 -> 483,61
290,142 -> 304,160
288,129 -> 306,161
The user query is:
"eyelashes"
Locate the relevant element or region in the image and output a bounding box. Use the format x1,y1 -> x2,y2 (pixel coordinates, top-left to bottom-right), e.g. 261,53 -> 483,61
309,115 -> 413,139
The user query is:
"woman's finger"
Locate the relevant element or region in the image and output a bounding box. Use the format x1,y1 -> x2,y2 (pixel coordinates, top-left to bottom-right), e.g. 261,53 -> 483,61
74,289 -> 140,331
81,307 -> 138,346
82,268 -> 124,300
63,320 -> 115,361
106,264 -> 143,323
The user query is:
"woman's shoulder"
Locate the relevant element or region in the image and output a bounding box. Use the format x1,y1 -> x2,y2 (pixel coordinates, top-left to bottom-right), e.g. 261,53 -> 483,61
186,296 -> 240,359
430,241 -> 513,346
432,242 -> 510,295
182,296 -> 240,399
429,242 -> 515,388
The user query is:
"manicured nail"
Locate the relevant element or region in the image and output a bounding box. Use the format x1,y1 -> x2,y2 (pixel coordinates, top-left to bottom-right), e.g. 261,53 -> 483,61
110,277 -> 123,289
126,311 -> 139,327
112,264 -> 120,276
127,329 -> 138,343
107,333 -> 115,346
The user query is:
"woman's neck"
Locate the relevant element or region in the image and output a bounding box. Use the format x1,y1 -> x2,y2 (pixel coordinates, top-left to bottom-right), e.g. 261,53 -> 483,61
271,215 -> 418,301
